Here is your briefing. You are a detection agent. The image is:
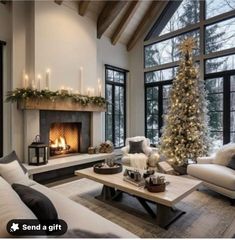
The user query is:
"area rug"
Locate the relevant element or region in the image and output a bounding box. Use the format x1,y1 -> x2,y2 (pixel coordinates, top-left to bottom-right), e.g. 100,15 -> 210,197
51,178 -> 235,238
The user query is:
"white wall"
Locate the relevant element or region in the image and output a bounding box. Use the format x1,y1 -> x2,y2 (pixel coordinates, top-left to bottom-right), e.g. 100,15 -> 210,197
33,1 -> 129,147
0,0 -> 130,159
128,39 -> 145,137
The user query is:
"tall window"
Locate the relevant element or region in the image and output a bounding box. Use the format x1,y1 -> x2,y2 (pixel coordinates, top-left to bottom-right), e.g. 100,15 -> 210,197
144,0 -> 235,147
105,65 -> 127,148
0,42 -> 4,157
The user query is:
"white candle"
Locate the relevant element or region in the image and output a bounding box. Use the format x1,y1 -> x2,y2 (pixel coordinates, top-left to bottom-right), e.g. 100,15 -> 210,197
87,88 -> 90,96
91,88 -> 95,97
32,80 -> 36,90
24,74 -> 29,89
80,67 -> 83,94
37,74 -> 41,90
98,84 -> 102,96
45,69 -> 50,90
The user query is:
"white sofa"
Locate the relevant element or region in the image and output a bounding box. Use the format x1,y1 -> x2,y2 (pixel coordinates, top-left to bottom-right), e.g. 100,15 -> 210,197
0,175 -> 137,238
187,156 -> 235,203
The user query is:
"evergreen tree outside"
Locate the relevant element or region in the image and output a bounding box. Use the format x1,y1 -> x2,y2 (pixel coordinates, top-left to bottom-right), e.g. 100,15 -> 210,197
159,38 -> 210,166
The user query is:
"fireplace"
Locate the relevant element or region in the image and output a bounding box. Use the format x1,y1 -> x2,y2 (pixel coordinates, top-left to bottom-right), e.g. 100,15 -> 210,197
40,110 -> 91,158
49,122 -> 81,156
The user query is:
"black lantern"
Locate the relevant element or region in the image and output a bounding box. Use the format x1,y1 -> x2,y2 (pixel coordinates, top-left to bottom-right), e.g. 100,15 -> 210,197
28,135 -> 48,166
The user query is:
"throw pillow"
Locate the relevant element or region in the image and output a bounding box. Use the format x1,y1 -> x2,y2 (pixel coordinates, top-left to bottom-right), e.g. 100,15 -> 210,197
0,177 -> 36,237
0,160 -> 31,185
227,155 -> 235,170
12,183 -> 58,221
213,143 -> 235,166
0,151 -> 27,173
129,140 -> 144,154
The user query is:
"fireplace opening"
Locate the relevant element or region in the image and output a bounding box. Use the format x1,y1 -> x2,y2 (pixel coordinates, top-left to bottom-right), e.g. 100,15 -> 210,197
49,122 -> 81,157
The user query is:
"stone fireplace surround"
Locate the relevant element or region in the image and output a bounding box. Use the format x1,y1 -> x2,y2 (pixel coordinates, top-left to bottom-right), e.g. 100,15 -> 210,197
40,110 -> 91,155
23,109 -> 98,163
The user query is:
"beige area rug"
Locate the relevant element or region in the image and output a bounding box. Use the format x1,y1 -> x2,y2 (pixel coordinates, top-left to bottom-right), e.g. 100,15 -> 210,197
51,178 -> 235,238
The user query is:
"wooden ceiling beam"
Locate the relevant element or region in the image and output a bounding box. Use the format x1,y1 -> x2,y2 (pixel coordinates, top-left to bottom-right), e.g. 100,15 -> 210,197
111,1 -> 140,45
78,1 -> 90,16
54,0 -> 63,5
127,0 -> 169,51
97,1 -> 128,39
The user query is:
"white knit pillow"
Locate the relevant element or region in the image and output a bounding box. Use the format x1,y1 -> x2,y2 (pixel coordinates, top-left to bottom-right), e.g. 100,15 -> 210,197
213,143 -> 235,166
0,160 -> 31,186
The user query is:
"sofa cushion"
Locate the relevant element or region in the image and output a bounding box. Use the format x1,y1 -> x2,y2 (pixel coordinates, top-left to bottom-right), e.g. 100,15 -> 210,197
0,177 -> 36,237
0,151 -> 27,173
187,164 -> 235,191
213,143 -> 235,166
12,183 -> 58,221
0,160 -> 31,186
227,155 -> 235,170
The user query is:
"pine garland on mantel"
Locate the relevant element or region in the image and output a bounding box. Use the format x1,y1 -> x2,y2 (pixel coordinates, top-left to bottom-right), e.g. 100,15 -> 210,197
6,88 -> 107,107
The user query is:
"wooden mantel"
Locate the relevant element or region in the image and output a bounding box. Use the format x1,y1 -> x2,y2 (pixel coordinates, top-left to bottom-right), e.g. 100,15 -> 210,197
17,99 -> 106,112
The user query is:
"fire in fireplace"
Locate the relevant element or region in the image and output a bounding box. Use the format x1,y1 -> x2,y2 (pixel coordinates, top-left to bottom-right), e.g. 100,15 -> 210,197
49,122 -> 81,156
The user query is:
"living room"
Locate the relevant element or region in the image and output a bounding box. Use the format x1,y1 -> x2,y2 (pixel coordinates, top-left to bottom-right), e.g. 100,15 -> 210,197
0,0 -> 235,238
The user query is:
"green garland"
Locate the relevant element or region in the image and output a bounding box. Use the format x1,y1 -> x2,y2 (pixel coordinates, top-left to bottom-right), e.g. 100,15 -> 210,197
6,88 -> 107,107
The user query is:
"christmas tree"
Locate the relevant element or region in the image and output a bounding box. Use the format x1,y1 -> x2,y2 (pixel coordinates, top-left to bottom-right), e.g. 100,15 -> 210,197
160,37 -> 210,166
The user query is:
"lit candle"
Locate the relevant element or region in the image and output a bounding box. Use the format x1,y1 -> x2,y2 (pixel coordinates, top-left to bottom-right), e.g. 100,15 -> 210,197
37,74 -> 42,90
97,78 -> 102,97
45,69 -> 50,90
24,74 -> 29,89
80,67 -> 83,94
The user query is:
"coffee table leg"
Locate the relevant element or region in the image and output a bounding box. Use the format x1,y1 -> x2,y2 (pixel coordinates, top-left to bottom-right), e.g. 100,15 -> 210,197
95,185 -> 116,201
156,203 -> 186,229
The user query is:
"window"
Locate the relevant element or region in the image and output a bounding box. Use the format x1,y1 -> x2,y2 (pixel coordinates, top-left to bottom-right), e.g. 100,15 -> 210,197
105,65 -> 127,148
144,0 -> 235,145
205,17 -> 235,54
145,30 -> 199,68
0,43 -> 3,157
206,0 -> 235,19
206,54 -> 235,74
160,0 -> 200,36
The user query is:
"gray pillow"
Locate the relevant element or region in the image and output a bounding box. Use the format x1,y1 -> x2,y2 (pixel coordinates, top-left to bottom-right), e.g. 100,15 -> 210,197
0,151 -> 27,173
227,155 -> 235,170
129,140 -> 144,154
12,183 -> 58,221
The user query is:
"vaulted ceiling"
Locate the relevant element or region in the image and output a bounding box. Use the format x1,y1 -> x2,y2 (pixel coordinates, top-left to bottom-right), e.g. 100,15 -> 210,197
0,0 -> 169,51
55,0 -> 169,51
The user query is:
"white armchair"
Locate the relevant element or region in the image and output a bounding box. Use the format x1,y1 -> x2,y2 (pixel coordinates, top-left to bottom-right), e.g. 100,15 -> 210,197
121,136 -> 152,170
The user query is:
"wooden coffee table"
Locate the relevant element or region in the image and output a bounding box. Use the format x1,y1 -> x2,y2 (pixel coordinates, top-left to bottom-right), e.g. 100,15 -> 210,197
75,166 -> 201,229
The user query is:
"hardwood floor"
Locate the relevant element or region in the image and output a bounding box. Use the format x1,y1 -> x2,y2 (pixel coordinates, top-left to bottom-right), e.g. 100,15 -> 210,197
51,178 -> 235,238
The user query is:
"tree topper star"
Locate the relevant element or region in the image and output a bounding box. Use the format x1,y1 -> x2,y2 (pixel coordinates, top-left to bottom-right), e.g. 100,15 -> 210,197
179,37 -> 196,54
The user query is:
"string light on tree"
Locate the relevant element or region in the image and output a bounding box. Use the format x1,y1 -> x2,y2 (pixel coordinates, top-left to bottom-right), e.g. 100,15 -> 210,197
159,37 -> 211,166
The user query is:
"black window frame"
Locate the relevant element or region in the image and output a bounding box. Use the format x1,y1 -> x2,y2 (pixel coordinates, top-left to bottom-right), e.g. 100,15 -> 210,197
205,69 -> 235,144
144,73 -> 173,145
105,64 -> 128,148
0,40 -> 6,157
144,0 -> 235,146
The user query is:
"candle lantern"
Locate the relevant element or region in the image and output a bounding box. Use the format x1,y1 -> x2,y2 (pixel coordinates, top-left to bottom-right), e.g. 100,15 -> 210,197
28,135 -> 48,166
